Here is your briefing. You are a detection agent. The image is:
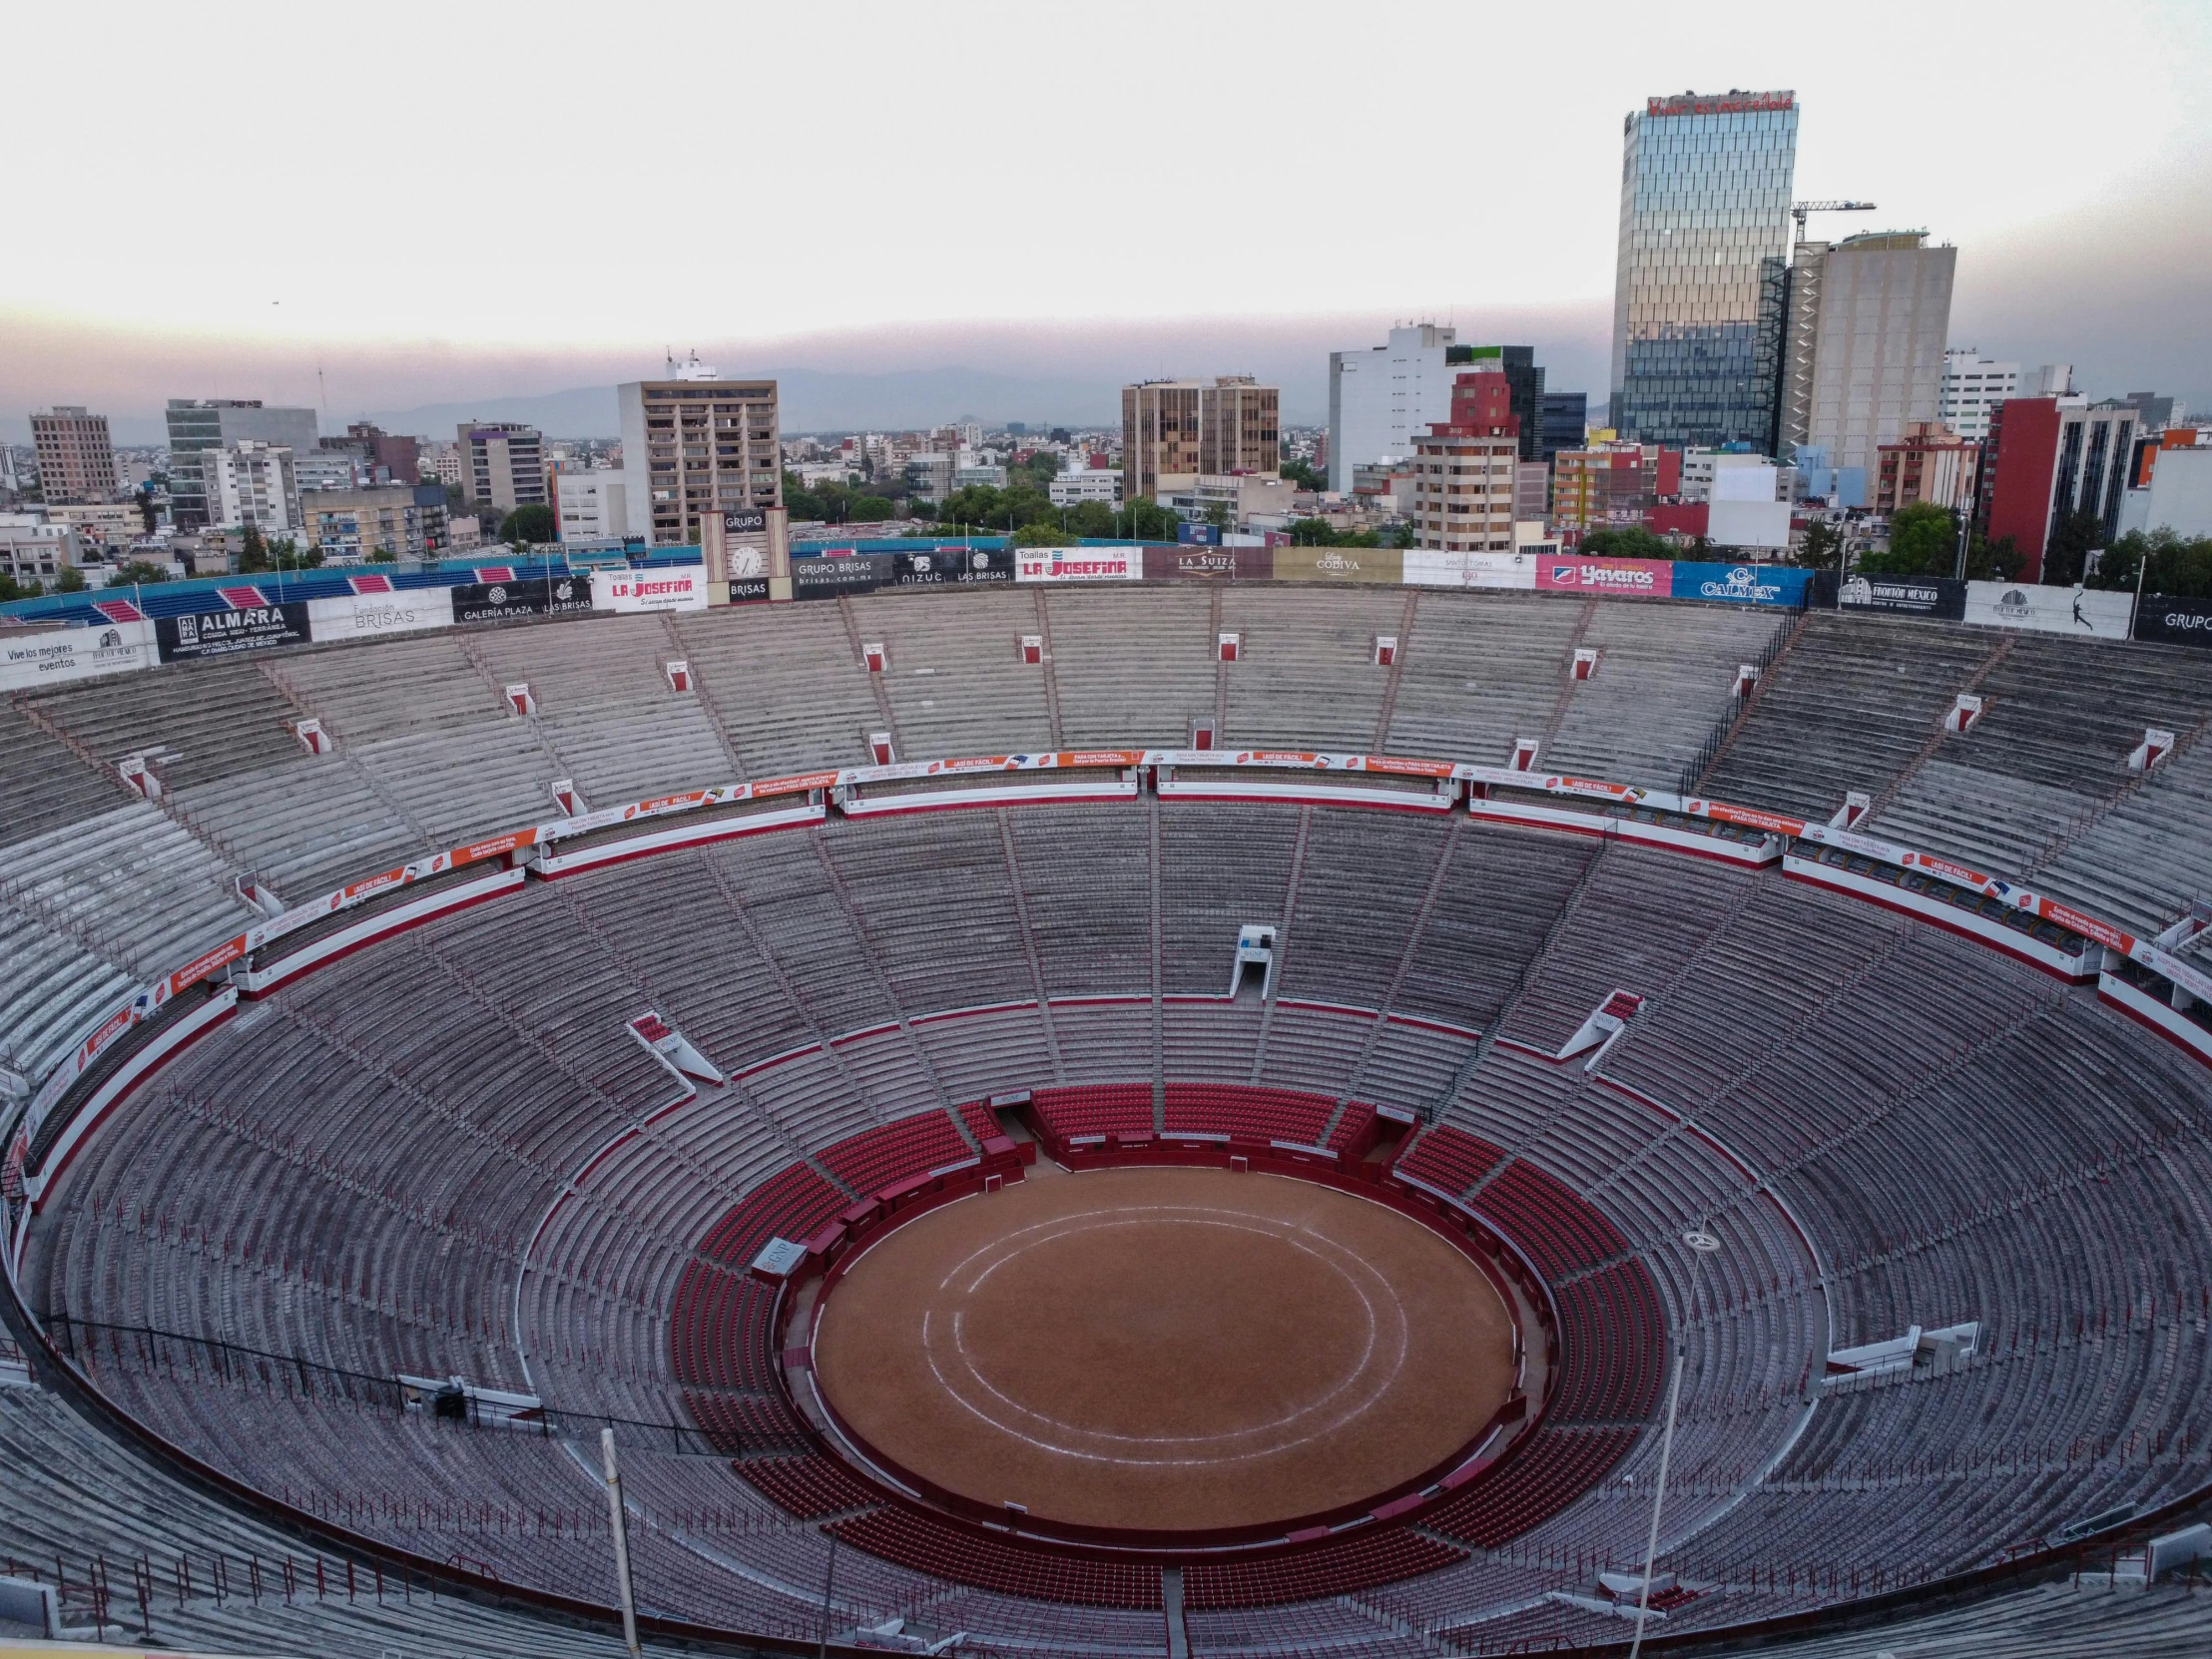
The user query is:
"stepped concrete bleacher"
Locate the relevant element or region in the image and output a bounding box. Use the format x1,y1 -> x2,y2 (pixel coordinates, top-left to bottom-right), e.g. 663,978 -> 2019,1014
7,595 -> 2212,1659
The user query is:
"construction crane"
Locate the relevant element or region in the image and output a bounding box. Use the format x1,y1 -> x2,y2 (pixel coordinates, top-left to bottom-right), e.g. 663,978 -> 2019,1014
1791,200 -> 1877,241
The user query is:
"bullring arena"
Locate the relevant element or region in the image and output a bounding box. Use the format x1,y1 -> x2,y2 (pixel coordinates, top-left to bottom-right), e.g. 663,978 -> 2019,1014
4,576 -> 2212,1658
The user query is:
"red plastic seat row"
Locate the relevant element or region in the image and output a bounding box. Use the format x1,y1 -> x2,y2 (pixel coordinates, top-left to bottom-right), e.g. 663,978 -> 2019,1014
828,1506 -> 1162,1607
1472,1160 -> 1628,1278
1394,1124 -> 1506,1195
668,1259 -> 775,1391
683,1386 -> 806,1452
1184,1527 -> 1468,1608
697,1163 -> 846,1268
1162,1083 -> 1336,1144
738,1452 -> 884,1519
1421,1425 -> 1638,1547
1548,1263 -> 1666,1422
820,1110 -> 972,1193
1031,1083 -> 1155,1141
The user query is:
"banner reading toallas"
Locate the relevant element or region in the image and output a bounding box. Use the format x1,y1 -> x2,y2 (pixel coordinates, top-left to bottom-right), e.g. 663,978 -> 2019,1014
1015,548 -> 1142,583
0,619 -> 157,690
1537,556 -> 1673,598
592,568 -> 710,612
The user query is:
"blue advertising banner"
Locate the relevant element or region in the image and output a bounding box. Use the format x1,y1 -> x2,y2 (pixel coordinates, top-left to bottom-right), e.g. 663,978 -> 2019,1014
1672,562 -> 1812,608
1177,522 -> 1223,546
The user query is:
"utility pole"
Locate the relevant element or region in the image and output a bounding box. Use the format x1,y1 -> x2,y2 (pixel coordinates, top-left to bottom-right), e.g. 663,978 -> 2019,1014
818,1531 -> 840,1659
600,1428 -> 642,1657
1628,1229 -> 1723,1659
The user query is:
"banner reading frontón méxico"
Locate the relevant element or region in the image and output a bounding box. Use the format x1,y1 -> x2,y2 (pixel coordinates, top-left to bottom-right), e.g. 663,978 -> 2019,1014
306,588 -> 454,643
156,603 -> 311,662
591,569 -> 710,613
0,619 -> 156,690
1015,548 -> 1141,583
1674,562 -> 1812,607
1838,573 -> 1968,620
2133,594 -> 2212,649
1963,581 -> 2131,640
1537,556 -> 1673,598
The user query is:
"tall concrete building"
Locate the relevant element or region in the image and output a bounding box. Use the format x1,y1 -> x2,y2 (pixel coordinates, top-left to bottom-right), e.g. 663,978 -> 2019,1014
616,364 -> 782,546
1412,368 -> 1521,553
202,441 -> 300,534
456,422 -> 547,517
1327,324 -> 1465,492
1121,377 -> 1279,503
1609,89 -> 1799,449
164,398 -> 318,528
29,407 -> 119,505
1774,231 -> 1954,476
1938,350 -> 2020,442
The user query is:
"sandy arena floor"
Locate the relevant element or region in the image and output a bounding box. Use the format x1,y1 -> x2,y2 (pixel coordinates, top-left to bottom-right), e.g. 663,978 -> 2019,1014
810,1165 -> 1516,1533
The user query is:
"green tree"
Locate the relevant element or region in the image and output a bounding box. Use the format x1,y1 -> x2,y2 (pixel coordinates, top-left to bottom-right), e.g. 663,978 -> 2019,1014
1793,519 -> 1844,571
2040,509 -> 2105,587
237,525 -> 272,572
2089,528 -> 2212,597
502,504 -> 557,546
1966,531 -> 2024,582
783,470 -> 827,523
1010,520 -> 1079,547
1017,451 -> 1060,488
0,572 -> 25,602
1578,526 -> 1671,559
113,560 -> 173,586
1279,459 -> 1325,491
1066,501 -> 1121,539
1859,502 -> 1958,577
55,565 -> 87,592
1287,518 -> 1381,548
1204,502 -> 1232,531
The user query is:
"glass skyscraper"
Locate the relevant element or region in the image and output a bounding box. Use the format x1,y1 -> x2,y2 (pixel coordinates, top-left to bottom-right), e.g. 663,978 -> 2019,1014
1608,90 -> 1799,451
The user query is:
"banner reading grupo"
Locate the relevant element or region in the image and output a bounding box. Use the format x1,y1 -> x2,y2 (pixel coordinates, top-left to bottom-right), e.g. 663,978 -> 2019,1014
2133,594 -> 2212,649
793,553 -> 895,598
0,619 -> 156,690
591,568 -> 710,612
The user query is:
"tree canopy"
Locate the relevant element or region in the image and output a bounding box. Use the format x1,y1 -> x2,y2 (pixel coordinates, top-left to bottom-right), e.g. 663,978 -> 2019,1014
1279,459 -> 1324,491
501,504 -> 557,546
2086,528 -> 2212,598
1578,526 -> 1671,559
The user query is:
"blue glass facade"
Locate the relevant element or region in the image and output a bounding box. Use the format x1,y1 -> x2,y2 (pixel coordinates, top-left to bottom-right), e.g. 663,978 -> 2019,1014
1608,93 -> 1799,451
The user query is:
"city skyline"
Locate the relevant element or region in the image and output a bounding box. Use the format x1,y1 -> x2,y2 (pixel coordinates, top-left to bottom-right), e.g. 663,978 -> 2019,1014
4,1 -> 2210,438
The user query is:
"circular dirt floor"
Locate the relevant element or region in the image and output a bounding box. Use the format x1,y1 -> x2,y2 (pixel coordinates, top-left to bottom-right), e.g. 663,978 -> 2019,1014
810,1166 -> 1517,1534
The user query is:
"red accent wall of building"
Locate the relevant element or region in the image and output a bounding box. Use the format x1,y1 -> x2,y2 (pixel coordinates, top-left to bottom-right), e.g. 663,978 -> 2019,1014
1445,371 -> 1518,437
1983,397 -> 2060,581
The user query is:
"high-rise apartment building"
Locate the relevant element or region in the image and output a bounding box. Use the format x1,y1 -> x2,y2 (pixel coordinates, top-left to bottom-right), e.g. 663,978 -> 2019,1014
1938,350 -> 2019,442
1609,89 -> 1798,449
29,406 -> 119,504
202,441 -> 301,534
1121,377 -> 1280,503
1411,369 -> 1521,553
556,469 -> 629,543
164,398 -> 318,528
1978,396 -> 2142,579
297,483 -> 449,560
1551,442 -> 1682,543
1772,232 -> 1953,476
616,367 -> 782,546
456,422 -> 548,516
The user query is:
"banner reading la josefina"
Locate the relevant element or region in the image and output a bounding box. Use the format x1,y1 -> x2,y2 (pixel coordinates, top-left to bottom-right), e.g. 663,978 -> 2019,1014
591,569 -> 710,612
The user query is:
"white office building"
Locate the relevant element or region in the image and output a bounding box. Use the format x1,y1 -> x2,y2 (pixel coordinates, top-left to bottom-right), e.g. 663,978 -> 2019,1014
556,469 -> 629,543
1049,468 -> 1122,507
1937,350 -> 2019,442
1328,324 -> 1467,494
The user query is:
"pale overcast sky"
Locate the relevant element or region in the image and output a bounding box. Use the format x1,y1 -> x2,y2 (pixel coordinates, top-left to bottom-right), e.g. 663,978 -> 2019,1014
5,0 -> 2209,434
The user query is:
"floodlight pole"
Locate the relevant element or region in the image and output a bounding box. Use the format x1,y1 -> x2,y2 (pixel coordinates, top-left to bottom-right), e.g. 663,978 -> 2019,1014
1628,1230 -> 1722,1659
601,1428 -> 642,1657
818,1529 -> 840,1659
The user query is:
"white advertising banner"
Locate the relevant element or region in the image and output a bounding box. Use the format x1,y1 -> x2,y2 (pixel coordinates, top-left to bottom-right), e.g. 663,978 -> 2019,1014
591,569 -> 711,612
1399,550 -> 1538,589
1013,548 -> 1142,583
1963,581 -> 2133,640
1707,497 -> 1793,550
306,587 -> 455,643
0,619 -> 156,690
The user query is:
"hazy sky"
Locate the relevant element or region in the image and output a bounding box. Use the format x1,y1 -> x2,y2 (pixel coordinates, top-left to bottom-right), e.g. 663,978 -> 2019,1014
5,0 -> 2209,437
